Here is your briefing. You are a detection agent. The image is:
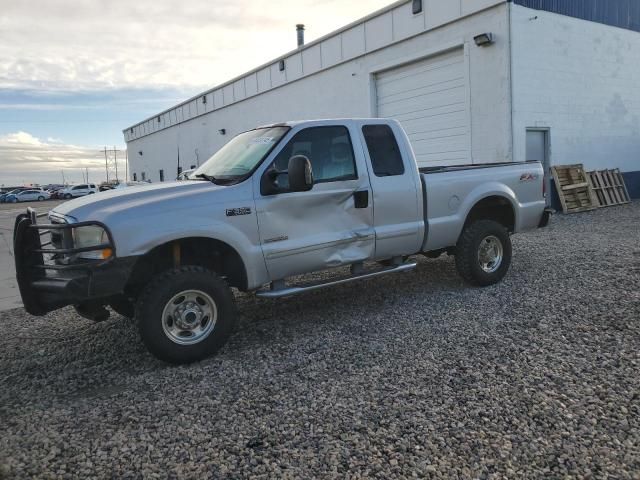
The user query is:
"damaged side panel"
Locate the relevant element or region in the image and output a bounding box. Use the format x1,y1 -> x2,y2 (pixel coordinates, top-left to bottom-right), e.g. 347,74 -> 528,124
255,181 -> 375,280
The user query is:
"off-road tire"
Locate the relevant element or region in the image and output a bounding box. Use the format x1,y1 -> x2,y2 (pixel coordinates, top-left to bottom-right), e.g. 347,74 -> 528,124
136,266 -> 237,364
455,220 -> 512,287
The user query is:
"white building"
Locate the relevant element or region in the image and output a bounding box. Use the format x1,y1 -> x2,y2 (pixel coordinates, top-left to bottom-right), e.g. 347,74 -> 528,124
124,0 -> 640,201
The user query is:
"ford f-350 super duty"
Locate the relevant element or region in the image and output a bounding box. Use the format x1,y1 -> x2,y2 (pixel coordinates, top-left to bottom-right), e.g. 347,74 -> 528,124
14,119 -> 551,363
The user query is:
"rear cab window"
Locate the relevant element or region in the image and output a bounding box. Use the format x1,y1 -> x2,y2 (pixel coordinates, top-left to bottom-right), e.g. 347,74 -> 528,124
362,124 -> 405,177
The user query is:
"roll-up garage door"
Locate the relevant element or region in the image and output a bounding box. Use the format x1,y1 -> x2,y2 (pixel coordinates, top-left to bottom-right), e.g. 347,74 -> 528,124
375,48 -> 470,167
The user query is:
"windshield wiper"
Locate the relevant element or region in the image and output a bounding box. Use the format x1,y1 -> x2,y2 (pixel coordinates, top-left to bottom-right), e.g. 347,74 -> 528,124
195,173 -> 224,185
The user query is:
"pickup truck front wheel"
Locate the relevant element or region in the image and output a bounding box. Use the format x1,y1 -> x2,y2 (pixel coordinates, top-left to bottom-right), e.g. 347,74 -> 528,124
455,220 -> 512,287
136,266 -> 237,364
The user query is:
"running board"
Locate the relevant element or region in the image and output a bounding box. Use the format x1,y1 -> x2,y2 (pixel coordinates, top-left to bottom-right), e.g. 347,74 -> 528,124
255,262 -> 417,299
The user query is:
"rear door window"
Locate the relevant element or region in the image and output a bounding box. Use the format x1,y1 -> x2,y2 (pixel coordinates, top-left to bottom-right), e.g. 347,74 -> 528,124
362,125 -> 405,177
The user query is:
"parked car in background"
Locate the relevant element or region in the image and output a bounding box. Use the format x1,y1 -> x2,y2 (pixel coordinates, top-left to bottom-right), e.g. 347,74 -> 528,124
1,189 -> 25,203
43,184 -> 65,192
5,189 -> 50,203
57,184 -> 97,199
48,188 -> 63,199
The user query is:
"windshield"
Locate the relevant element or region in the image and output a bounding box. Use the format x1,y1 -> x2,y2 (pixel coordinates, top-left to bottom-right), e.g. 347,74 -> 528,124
193,126 -> 289,183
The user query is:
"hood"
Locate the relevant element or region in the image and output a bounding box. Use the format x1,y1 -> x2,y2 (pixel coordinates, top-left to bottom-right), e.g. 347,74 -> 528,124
51,181 -> 229,222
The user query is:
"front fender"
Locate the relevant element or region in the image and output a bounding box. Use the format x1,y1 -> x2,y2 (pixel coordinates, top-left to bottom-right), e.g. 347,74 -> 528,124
111,213 -> 269,291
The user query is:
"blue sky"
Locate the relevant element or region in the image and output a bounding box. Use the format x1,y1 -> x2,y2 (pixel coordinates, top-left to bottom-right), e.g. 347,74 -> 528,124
0,0 -> 391,186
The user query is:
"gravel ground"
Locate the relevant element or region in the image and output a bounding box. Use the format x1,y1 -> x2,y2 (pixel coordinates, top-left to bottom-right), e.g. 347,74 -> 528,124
1,202 -> 639,479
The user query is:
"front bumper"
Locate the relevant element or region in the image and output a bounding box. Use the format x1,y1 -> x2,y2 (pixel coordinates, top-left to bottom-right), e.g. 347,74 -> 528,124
538,208 -> 553,228
14,208 -> 136,316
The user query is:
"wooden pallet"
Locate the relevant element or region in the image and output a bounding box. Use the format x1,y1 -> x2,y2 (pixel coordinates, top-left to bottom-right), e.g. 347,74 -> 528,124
587,169 -> 631,208
551,164 -> 599,214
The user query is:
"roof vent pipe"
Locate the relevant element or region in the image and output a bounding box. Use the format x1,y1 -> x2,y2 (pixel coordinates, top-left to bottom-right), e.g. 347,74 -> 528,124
296,24 -> 305,47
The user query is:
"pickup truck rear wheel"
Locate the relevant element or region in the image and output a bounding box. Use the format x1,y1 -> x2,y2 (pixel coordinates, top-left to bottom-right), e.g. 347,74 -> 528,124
136,266 -> 237,364
455,220 -> 512,287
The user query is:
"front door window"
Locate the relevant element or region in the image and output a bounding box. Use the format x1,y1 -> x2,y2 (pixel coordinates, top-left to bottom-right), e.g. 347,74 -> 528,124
271,126 -> 357,189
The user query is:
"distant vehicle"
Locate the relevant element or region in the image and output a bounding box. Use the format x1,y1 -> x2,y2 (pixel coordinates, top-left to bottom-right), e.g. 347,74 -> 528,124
176,169 -> 195,181
58,184 -> 97,199
1,188 -> 37,203
1,189 -> 24,203
5,189 -> 49,203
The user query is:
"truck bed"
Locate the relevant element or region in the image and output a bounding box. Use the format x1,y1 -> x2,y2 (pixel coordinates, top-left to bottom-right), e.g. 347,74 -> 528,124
419,160 -> 540,175
419,160 -> 546,253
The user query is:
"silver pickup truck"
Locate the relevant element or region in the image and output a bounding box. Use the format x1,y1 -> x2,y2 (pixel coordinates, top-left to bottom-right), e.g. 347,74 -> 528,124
14,119 -> 551,363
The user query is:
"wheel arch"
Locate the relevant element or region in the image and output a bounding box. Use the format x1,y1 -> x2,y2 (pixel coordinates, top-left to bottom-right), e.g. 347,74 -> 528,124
125,236 -> 248,297
462,194 -> 517,235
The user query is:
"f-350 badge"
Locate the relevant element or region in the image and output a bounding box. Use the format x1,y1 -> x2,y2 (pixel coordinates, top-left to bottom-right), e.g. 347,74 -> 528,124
226,207 -> 252,217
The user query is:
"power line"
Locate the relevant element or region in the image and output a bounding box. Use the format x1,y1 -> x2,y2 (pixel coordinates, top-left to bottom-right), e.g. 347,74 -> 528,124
102,146 -> 126,183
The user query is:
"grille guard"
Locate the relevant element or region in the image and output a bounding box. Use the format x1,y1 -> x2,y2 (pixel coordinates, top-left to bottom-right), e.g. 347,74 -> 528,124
14,208 -> 117,315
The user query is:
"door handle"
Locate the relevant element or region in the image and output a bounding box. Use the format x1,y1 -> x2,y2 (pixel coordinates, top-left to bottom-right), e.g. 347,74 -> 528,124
353,190 -> 369,209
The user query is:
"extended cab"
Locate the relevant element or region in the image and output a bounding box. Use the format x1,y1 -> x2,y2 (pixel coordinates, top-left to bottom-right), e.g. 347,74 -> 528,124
14,119 -> 551,363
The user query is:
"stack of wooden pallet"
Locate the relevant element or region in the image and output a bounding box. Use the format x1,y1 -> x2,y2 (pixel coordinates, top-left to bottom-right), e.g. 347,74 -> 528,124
587,169 -> 631,208
551,164 -> 631,214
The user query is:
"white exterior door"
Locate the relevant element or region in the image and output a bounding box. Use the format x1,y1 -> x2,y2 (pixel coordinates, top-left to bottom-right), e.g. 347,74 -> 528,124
526,129 -> 550,205
375,48 -> 470,168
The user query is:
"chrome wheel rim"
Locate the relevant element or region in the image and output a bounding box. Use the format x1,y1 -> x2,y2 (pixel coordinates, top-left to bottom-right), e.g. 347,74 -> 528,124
478,235 -> 503,273
161,290 -> 217,345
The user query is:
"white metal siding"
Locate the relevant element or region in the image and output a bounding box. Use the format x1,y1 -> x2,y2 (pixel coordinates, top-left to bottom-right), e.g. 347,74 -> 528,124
511,5 -> 640,174
126,3 -> 512,182
375,48 -> 470,167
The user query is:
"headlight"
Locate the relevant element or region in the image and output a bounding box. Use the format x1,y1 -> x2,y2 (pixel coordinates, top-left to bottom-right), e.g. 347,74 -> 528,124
72,226 -> 112,260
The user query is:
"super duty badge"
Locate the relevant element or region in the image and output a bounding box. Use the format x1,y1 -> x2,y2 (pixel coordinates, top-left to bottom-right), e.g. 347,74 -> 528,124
226,207 -> 252,217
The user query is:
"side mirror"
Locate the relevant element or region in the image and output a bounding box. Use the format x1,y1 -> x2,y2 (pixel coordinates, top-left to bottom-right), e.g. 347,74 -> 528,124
288,155 -> 313,192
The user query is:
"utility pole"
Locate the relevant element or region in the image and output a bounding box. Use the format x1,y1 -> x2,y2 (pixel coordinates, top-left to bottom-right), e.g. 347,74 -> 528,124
113,146 -> 119,182
61,169 -> 66,185
103,147 -> 109,183
177,145 -> 181,176
86,168 -> 89,183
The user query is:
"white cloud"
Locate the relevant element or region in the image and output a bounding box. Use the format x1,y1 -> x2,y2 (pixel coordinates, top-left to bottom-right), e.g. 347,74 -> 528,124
0,0 -> 394,185
0,132 -> 123,186
0,0 -> 393,92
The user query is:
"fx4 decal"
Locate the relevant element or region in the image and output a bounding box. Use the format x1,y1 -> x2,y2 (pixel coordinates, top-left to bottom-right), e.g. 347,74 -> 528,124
520,173 -> 539,182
